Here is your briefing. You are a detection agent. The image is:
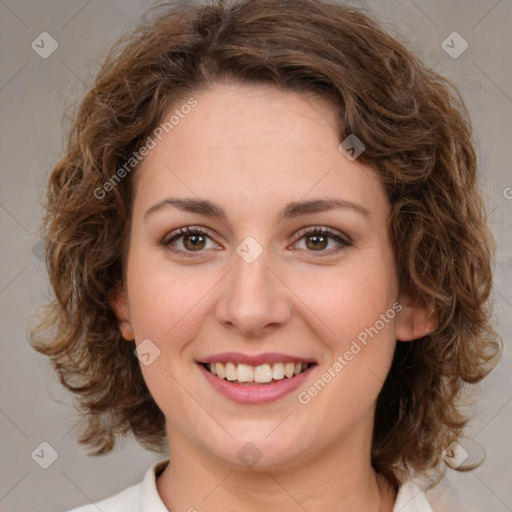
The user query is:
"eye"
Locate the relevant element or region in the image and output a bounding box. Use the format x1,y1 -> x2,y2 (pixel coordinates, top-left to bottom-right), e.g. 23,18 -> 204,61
161,226 -> 219,257
161,225 -> 352,259
292,226 -> 352,256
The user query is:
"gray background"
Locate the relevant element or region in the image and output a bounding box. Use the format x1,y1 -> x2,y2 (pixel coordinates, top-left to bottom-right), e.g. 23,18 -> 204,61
0,0 -> 511,511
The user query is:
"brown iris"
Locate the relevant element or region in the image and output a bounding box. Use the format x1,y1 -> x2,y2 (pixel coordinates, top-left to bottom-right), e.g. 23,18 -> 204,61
183,233 -> 206,251
306,234 -> 328,251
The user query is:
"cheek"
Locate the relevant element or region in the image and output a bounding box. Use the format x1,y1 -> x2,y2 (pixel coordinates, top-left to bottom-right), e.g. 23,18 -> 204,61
125,245 -> 206,340
291,249 -> 398,346
297,257 -> 399,421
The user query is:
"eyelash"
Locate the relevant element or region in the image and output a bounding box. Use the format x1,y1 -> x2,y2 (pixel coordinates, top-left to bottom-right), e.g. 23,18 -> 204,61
161,225 -> 352,258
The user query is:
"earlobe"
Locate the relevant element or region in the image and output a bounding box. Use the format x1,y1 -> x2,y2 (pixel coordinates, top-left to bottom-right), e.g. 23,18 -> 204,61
108,284 -> 135,341
395,294 -> 437,342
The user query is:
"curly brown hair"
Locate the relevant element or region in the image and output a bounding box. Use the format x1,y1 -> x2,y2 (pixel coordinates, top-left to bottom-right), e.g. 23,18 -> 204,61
29,0 -> 502,488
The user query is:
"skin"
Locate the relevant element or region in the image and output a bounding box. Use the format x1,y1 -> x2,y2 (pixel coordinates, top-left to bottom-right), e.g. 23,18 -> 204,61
110,82 -> 435,512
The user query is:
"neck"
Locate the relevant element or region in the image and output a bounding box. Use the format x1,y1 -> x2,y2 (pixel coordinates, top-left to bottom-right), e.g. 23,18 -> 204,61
156,425 -> 397,511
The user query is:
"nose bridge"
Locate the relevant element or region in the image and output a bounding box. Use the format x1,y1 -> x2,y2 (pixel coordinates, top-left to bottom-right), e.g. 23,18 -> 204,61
216,245 -> 291,337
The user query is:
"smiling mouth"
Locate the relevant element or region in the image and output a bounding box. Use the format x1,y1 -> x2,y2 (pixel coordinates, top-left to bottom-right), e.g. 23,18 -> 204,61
201,361 -> 315,385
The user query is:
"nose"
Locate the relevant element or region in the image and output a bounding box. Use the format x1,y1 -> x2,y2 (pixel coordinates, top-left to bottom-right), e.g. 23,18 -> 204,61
215,249 -> 292,339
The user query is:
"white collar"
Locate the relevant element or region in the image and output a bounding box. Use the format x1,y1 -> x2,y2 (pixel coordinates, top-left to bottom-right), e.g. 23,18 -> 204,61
140,459 -> 433,512
392,480 -> 434,511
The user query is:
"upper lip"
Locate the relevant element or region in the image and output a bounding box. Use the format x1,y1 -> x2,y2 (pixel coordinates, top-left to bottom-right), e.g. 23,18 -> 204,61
198,352 -> 316,366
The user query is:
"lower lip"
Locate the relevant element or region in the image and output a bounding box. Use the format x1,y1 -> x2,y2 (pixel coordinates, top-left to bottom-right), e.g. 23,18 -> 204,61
198,363 -> 315,404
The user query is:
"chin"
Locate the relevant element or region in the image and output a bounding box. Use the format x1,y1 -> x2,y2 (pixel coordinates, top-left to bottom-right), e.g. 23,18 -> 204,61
207,434 -> 305,471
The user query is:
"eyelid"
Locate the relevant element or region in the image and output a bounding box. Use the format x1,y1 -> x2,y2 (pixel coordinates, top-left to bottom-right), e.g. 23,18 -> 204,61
293,225 -> 352,245
161,225 -> 352,257
162,225 -> 211,245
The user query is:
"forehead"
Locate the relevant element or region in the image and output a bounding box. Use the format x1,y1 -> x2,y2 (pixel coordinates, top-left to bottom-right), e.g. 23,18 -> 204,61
132,82 -> 387,217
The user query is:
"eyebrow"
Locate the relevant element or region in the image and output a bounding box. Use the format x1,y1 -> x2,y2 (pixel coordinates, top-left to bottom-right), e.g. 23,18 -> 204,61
143,197 -> 371,222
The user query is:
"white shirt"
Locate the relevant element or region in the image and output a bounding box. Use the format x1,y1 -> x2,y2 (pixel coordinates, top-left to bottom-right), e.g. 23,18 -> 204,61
66,458 -> 433,512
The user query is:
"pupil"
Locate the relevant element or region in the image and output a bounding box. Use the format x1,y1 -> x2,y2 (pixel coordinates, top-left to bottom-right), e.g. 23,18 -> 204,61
185,235 -> 204,250
308,235 -> 327,250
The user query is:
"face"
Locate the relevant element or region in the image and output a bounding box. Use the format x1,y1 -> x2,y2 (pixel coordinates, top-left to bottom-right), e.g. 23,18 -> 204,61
111,82 -> 429,471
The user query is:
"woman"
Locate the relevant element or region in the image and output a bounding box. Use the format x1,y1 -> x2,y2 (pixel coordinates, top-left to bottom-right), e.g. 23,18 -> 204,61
30,1 -> 502,510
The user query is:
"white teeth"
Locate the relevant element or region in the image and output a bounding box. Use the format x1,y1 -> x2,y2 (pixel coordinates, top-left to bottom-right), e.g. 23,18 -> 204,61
225,362 -> 237,381
215,362 -> 225,379
205,361 -> 311,383
272,362 -> 285,380
254,364 -> 273,383
284,362 -> 295,378
236,363 -> 254,382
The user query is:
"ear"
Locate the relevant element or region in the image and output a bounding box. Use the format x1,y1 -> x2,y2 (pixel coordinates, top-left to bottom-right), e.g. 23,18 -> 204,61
395,292 -> 438,342
108,284 -> 135,342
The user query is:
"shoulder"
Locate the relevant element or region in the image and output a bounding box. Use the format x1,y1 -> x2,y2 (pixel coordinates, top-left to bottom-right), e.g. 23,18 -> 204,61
63,458 -> 170,512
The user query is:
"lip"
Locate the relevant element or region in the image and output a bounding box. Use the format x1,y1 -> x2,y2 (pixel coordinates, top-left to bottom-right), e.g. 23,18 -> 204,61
197,352 -> 316,366
198,362 -> 316,404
